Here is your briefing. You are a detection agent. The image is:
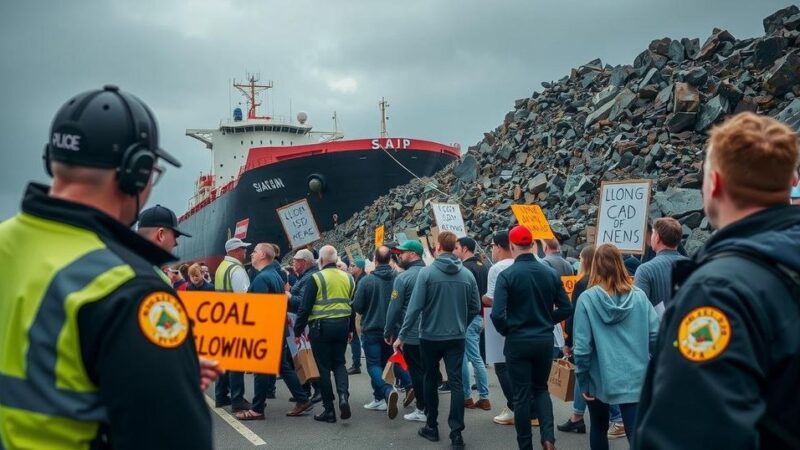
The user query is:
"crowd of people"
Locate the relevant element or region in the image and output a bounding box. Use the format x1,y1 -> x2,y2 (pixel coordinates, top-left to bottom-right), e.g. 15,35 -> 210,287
1,85 -> 798,450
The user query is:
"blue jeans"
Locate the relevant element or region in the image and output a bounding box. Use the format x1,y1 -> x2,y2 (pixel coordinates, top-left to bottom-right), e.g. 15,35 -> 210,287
461,316 -> 489,399
215,371 -> 245,407
573,379 -> 621,422
350,329 -> 362,368
362,333 -> 410,400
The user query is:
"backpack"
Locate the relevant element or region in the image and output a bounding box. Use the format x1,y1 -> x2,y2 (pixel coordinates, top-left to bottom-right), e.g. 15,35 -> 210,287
672,247 -> 800,449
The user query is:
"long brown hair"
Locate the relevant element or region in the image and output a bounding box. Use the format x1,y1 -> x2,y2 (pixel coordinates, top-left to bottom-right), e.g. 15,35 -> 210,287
577,245 -> 596,280
589,244 -> 633,296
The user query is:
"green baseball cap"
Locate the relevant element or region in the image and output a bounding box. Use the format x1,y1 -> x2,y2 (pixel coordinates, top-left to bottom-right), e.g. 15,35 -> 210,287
393,240 -> 424,256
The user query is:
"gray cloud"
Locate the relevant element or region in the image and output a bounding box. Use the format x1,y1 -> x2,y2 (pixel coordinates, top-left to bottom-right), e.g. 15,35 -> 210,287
0,0 -> 788,220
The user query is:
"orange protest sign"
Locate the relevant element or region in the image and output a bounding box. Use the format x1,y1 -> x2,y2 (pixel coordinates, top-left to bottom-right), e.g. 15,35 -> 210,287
375,225 -> 385,248
179,291 -> 288,375
561,275 -> 581,301
511,204 -> 555,240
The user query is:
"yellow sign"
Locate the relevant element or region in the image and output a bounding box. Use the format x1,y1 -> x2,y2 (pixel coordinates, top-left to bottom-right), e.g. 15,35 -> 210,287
375,225 -> 385,248
179,291 -> 288,374
677,306 -> 731,362
138,291 -> 190,348
511,204 -> 555,240
560,275 -> 581,301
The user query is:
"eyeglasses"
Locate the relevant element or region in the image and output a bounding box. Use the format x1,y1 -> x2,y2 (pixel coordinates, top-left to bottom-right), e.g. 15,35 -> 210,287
151,165 -> 166,187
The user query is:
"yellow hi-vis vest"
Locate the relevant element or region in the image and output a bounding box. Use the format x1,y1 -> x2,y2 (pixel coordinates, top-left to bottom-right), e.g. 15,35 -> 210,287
0,212 -> 136,450
309,268 -> 355,321
215,258 -> 243,292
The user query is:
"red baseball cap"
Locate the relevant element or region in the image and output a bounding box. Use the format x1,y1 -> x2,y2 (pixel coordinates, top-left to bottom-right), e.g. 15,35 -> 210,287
509,225 -> 533,246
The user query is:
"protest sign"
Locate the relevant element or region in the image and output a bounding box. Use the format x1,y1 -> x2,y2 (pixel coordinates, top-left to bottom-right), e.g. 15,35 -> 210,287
596,180 -> 652,254
511,204 -> 555,240
561,275 -> 581,300
431,202 -> 467,237
277,199 -> 320,250
375,225 -> 385,248
179,291 -> 288,374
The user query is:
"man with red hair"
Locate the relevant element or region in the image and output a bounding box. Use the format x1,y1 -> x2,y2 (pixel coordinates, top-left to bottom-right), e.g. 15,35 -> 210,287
635,112 -> 800,450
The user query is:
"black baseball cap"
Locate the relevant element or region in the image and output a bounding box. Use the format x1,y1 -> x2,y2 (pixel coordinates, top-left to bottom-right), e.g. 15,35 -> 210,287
137,205 -> 192,237
48,85 -> 180,169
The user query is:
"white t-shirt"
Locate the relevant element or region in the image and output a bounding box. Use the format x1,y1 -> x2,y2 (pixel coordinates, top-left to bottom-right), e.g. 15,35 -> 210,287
485,258 -> 514,300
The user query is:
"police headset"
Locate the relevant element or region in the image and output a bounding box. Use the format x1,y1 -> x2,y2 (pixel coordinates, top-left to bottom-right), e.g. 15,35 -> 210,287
43,91 -> 156,196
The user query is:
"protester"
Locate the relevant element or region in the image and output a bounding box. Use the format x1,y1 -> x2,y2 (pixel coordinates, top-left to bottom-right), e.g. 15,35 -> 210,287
481,231 -> 518,426
295,245 -> 356,423
454,236 -> 490,411
167,265 -> 185,289
269,243 -> 289,285
136,204 -> 192,253
385,240 -> 429,422
0,85 -> 213,448
348,257 -> 367,375
200,262 -> 212,283
541,237 -> 573,358
186,263 -> 214,291
635,112 -> 800,449
573,244 -> 659,450
238,243 -> 313,420
491,226 -> 573,450
395,231 -> 481,450
214,238 -> 252,412
634,217 -> 688,316
288,249 -> 322,403
354,246 -> 411,419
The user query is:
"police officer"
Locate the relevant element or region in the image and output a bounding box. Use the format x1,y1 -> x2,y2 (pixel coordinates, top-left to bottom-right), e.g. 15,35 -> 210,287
634,112 -> 800,449
0,86 -> 212,449
294,245 -> 356,424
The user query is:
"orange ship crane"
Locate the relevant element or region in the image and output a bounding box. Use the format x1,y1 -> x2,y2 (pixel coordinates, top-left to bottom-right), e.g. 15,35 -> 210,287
233,74 -> 273,120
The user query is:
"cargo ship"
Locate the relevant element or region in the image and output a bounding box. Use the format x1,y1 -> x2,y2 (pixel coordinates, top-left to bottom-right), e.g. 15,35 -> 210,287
175,76 -> 460,267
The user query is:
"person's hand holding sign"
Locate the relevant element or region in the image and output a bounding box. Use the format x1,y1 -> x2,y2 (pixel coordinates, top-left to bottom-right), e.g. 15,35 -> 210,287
199,358 -> 224,391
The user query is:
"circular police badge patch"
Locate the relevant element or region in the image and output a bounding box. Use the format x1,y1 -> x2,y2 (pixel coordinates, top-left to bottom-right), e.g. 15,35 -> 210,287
677,307 -> 731,362
138,292 -> 189,348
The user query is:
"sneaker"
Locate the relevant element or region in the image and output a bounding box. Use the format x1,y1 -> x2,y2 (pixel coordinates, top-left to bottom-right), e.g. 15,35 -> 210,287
451,432 -> 465,450
364,399 -> 388,411
607,422 -> 626,439
418,425 -> 440,442
493,407 -> 514,425
557,417 -> 586,433
404,409 -> 427,422
387,389 -> 399,419
438,382 -> 451,394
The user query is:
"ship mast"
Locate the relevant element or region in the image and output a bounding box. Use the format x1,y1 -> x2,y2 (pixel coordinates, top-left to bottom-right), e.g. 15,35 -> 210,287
233,74 -> 273,120
379,97 -> 389,138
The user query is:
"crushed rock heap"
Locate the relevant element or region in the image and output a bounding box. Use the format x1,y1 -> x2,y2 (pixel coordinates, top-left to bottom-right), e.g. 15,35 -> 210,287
303,6 -> 800,260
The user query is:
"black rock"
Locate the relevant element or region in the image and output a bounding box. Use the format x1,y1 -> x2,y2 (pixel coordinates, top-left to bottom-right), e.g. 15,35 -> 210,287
453,155 -> 478,182
717,81 -> 743,103
763,5 -> 800,34
649,38 -> 672,56
610,65 -> 634,87
764,50 -> 800,96
668,39 -> 685,63
681,38 -> 701,59
666,112 -> 697,133
681,67 -> 709,87
754,36 -> 786,69
695,95 -> 730,131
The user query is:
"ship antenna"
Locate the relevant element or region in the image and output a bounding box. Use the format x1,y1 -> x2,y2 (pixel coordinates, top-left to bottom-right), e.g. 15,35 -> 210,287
332,111 -> 338,134
233,74 -> 273,120
379,97 -> 389,138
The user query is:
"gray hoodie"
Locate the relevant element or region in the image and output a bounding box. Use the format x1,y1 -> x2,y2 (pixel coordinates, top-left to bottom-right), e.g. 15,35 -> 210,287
352,264 -> 396,336
399,253 -> 481,341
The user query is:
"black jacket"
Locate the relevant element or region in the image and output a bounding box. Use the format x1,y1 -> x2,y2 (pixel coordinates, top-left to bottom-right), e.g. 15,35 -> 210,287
635,205 -> 800,450
462,255 -> 489,297
353,264 -> 396,336
186,280 -> 215,291
491,253 -> 573,340
10,184 -> 212,449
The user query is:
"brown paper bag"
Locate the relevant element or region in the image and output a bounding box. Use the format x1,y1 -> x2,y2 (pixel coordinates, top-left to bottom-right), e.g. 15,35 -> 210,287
547,358 -> 575,402
382,361 -> 396,385
293,339 -> 320,384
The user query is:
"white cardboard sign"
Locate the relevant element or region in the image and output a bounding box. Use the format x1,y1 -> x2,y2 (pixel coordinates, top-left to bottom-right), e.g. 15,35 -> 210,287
596,180 -> 652,254
277,199 -> 321,250
431,202 -> 467,238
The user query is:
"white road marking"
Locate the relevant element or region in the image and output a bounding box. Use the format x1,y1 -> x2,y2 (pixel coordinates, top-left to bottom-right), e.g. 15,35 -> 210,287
204,394 -> 266,446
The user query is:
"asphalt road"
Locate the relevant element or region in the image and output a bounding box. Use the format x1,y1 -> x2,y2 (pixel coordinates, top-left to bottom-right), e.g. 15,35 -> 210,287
207,355 -> 630,450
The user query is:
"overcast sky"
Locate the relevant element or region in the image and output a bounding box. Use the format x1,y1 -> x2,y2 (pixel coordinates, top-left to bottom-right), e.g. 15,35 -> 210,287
0,0 -> 789,220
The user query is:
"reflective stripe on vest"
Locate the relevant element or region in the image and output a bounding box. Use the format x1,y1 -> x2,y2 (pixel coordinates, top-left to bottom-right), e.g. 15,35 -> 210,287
309,268 -> 354,321
0,212 -> 136,450
215,259 -> 241,292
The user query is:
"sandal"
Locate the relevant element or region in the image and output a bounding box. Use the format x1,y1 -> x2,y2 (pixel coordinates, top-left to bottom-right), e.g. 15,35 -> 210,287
235,409 -> 265,421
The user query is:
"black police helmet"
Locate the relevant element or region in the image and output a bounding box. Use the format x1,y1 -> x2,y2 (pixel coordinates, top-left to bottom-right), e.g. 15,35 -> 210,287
47,85 -> 180,169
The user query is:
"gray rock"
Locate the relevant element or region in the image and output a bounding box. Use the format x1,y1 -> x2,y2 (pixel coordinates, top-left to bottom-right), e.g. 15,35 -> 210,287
679,212 -> 704,228
649,37 -> 672,55
685,228 -> 711,256
610,65 -> 634,87
666,112 -> 697,133
498,144 -> 514,160
608,88 -> 637,121
453,155 -> 478,182
673,82 -> 700,113
763,5 -> 799,34
654,188 -> 703,217
681,37 -> 700,59
592,85 -> 620,107
528,173 -> 548,194
668,39 -> 685,63
584,99 -> 616,127
754,36 -> 786,69
765,50 -> 800,96
681,67 -> 709,87
564,174 -> 592,199
695,95 -> 730,131
654,83 -> 674,109
774,98 -> 800,131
